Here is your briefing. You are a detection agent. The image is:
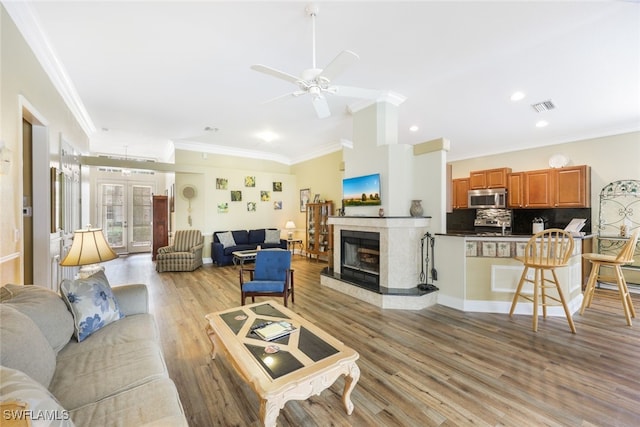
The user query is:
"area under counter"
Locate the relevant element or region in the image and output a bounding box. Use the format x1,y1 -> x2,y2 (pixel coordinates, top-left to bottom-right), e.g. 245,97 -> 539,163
433,233 -> 592,315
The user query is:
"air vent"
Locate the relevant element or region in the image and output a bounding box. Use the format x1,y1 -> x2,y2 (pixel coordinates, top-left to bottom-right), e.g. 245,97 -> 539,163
531,100 -> 556,113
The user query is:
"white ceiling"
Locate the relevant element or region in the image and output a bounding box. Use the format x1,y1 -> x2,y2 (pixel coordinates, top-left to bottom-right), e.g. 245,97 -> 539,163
11,1 -> 640,164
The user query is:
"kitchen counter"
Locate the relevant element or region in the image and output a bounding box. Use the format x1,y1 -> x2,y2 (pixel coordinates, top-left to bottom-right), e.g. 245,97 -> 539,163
431,233 -> 589,315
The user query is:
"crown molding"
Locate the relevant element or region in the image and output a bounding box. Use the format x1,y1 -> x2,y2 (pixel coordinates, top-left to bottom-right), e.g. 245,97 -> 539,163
173,140 -> 292,165
3,1 -> 96,137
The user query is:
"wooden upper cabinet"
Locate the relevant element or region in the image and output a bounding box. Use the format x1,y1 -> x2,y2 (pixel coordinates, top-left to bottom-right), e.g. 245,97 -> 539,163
452,178 -> 470,209
518,165 -> 591,208
469,167 -> 512,189
555,165 -> 590,207
524,169 -> 555,208
507,172 -> 524,208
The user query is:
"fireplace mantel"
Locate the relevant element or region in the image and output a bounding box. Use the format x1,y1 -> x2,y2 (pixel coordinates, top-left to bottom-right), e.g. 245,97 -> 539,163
329,216 -> 431,228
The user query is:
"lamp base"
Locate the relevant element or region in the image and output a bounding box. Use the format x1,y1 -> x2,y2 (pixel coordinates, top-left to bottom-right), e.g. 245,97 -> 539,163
76,264 -> 105,279
287,232 -> 293,240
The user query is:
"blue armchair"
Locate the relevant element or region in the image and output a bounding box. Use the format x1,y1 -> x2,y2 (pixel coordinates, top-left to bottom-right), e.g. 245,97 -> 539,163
239,250 -> 294,307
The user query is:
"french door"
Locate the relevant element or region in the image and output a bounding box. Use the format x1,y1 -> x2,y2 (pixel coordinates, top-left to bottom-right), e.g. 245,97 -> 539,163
99,182 -> 153,254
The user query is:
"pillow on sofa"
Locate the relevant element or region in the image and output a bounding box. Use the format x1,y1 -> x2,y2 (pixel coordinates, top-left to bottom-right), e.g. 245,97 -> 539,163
0,366 -> 74,427
0,304 -> 56,388
2,284 -> 74,353
217,231 -> 236,248
60,271 -> 123,342
264,229 -> 281,244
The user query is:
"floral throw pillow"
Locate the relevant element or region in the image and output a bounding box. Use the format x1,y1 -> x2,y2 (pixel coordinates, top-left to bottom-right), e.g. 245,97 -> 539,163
60,271 -> 123,342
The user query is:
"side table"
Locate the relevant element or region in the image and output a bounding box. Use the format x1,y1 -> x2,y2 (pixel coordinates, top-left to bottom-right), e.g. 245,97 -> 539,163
286,239 -> 303,256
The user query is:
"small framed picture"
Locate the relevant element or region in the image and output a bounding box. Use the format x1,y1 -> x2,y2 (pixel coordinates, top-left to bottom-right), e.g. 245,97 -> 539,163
273,182 -> 282,192
300,188 -> 310,212
313,194 -> 320,203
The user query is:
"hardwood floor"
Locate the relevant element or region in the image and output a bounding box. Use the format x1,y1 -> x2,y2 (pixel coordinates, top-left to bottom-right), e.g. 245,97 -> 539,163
105,254 -> 640,426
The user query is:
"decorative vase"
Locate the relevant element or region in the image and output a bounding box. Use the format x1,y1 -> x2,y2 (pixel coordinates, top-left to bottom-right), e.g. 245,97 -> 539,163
378,208 -> 385,217
410,200 -> 423,217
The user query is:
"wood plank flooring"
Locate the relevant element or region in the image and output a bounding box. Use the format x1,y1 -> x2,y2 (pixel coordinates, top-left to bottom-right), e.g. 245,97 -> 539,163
104,254 -> 640,426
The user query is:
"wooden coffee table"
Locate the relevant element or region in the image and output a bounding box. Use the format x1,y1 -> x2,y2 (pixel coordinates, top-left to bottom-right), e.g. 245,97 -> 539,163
205,301 -> 360,427
232,249 -> 257,265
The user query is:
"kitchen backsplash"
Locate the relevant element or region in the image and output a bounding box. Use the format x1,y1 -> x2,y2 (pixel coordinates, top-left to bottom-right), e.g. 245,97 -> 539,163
447,208 -> 592,234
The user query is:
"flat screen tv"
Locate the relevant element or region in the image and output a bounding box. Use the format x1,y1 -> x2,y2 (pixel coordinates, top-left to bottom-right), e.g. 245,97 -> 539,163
343,173 -> 381,207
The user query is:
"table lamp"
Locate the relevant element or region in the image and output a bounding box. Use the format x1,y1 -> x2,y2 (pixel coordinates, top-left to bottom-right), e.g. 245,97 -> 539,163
285,221 -> 296,240
60,227 -> 118,278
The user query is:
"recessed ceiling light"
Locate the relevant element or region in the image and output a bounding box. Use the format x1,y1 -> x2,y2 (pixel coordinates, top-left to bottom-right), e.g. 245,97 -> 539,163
510,91 -> 526,101
536,120 -> 548,128
409,125 -> 419,132
256,131 -> 278,143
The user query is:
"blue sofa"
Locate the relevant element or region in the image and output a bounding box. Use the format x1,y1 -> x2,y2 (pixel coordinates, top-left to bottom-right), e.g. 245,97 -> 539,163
211,229 -> 287,266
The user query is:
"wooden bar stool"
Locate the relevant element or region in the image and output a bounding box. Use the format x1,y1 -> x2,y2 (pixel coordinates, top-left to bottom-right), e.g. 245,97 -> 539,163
509,229 -> 576,333
580,228 -> 639,325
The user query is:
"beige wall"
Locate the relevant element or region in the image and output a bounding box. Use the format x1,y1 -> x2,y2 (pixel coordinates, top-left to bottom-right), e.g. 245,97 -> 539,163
1,6 -> 89,285
290,150 -> 343,242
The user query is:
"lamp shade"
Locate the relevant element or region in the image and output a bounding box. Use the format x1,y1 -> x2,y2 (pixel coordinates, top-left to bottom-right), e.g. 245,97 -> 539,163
285,221 -> 296,230
60,228 -> 118,266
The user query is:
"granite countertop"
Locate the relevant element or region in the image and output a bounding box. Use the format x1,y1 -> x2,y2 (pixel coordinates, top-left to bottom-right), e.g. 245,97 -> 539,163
439,231 -> 594,239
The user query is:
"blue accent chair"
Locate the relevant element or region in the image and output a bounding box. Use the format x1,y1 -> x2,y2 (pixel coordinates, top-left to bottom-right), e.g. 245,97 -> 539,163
240,250 -> 294,307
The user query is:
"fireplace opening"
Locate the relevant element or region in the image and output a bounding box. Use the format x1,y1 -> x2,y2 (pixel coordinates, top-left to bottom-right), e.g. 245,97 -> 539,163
341,230 -> 380,291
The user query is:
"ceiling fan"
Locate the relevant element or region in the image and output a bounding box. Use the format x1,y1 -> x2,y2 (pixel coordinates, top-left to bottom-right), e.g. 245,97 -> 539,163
251,3 -> 381,119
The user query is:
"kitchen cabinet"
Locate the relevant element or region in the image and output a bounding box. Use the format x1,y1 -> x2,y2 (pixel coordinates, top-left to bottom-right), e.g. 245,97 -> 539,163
152,195 -> 168,261
507,172 -> 524,208
513,165 -> 590,209
469,167 -> 512,189
555,165 -> 590,207
524,169 -> 555,208
306,201 -> 333,261
452,178 -> 470,209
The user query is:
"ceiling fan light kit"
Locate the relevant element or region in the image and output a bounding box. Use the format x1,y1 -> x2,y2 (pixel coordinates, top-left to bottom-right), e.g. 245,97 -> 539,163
251,3 -> 380,119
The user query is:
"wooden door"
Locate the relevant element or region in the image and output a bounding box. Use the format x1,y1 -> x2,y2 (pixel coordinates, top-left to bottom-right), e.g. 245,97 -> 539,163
469,172 -> 486,190
452,178 -> 470,209
152,195 -> 168,260
555,165 -> 590,207
524,169 -> 554,208
486,168 -> 511,188
507,172 -> 524,208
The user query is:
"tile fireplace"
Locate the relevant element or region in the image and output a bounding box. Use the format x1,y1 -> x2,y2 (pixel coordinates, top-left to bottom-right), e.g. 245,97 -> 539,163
321,216 -> 437,309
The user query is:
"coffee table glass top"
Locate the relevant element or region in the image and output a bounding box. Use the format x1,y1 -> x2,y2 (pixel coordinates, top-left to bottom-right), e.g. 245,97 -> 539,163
218,303 -> 339,379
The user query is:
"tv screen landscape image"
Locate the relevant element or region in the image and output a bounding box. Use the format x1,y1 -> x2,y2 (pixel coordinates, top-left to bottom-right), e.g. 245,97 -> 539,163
343,173 -> 381,207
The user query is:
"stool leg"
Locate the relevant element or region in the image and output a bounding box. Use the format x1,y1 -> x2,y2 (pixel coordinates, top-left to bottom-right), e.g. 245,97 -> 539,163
580,262 -> 599,314
615,265 -> 633,326
509,267 -> 528,317
620,273 -> 636,319
551,268 -> 576,334
541,269 -> 548,319
532,268 -> 540,332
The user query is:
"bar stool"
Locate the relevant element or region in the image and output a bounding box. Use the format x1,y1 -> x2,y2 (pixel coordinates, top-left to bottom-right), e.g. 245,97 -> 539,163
509,229 -> 576,333
580,228 -> 639,325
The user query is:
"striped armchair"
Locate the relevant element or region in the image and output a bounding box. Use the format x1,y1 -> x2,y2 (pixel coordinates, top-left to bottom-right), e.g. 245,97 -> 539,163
155,230 -> 204,272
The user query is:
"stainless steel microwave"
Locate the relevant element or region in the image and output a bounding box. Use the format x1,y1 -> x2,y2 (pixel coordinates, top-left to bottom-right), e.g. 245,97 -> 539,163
468,188 -> 507,209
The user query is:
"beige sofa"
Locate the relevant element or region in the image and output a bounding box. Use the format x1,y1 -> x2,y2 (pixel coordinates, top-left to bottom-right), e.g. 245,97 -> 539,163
0,279 -> 188,426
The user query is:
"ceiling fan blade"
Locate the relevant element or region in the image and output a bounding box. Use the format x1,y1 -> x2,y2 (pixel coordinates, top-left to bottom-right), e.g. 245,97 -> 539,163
251,64 -> 300,84
311,95 -> 331,119
318,50 -> 359,82
261,91 -> 302,104
330,85 -> 383,100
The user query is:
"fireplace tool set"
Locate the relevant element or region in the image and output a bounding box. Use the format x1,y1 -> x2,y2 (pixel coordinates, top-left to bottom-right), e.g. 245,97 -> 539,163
418,232 -> 439,292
